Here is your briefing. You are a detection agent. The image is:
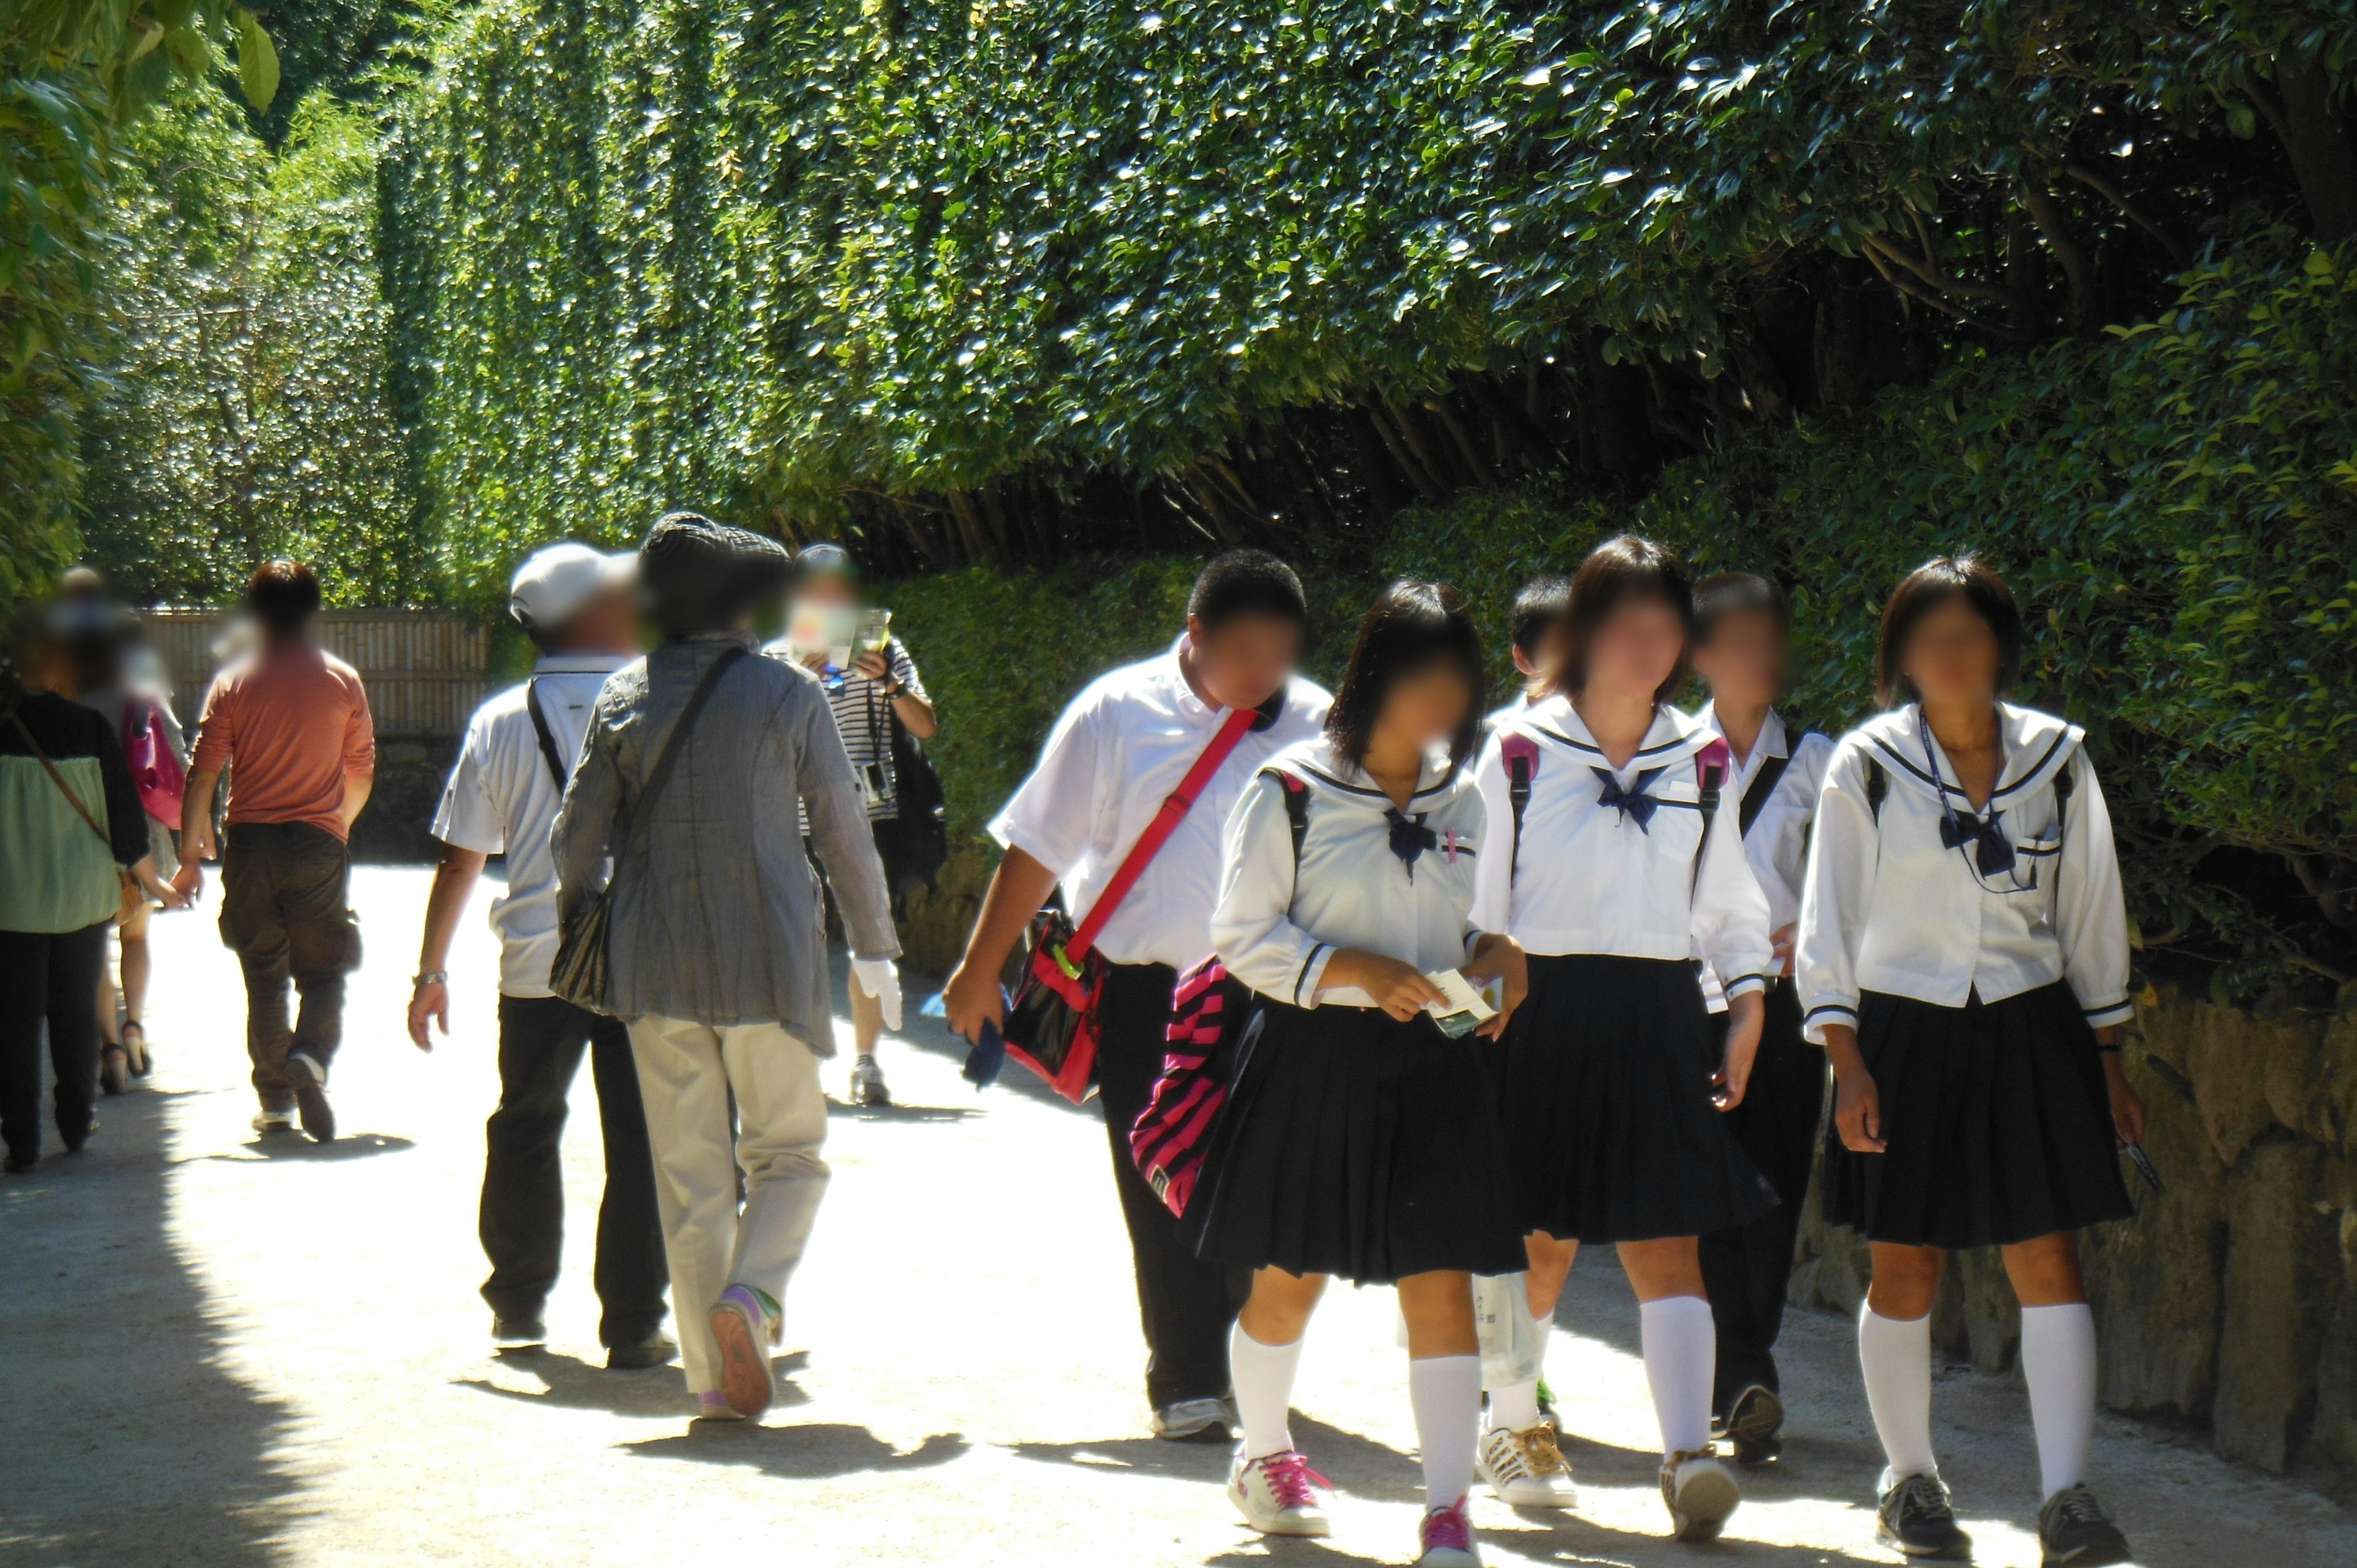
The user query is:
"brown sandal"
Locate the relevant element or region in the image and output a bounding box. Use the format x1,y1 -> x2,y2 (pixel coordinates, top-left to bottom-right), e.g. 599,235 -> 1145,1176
100,1045 -> 131,1097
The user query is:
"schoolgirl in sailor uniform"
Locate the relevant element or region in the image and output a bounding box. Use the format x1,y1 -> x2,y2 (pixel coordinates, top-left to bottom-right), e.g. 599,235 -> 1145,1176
1798,556 -> 2140,1567
1468,535 -> 1777,1544
1186,581 -> 1528,1568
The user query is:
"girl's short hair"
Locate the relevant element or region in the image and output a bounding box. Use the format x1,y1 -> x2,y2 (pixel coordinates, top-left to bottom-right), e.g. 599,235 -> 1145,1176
1324,579 -> 1486,779
1875,554 -> 2023,707
1541,533 -> 1694,703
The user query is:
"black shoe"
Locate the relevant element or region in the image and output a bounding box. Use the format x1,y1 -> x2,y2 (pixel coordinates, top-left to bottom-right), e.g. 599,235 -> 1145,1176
1721,1384 -> 1785,1467
606,1333 -> 677,1371
491,1316 -> 549,1350
4,1153 -> 34,1175
286,1053 -> 336,1143
1876,1471 -> 1973,1559
2038,1483 -> 2131,1566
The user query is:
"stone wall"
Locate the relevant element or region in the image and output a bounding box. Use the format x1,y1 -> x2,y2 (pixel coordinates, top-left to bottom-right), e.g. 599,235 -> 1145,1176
1790,991 -> 2357,1480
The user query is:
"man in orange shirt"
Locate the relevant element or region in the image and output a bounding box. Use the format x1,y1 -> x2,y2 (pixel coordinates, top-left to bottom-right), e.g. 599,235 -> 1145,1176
176,561 -> 376,1141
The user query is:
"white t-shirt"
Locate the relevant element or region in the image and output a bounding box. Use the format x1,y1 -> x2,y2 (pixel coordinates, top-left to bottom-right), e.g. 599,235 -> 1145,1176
432,656 -> 629,997
988,636 -> 1331,971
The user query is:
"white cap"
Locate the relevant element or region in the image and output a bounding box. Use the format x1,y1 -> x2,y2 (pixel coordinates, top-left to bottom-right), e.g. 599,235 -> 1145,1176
509,544 -> 637,632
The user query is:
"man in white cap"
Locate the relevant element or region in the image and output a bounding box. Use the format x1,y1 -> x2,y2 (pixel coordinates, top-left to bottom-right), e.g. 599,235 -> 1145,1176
405,543 -> 672,1368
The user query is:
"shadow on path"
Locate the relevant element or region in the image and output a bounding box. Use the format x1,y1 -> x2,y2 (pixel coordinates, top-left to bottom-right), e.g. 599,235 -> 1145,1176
0,1084 -> 302,1567
1009,1416 -> 1425,1505
453,1348 -> 708,1418
198,1131 -> 417,1163
626,1422 -> 968,1480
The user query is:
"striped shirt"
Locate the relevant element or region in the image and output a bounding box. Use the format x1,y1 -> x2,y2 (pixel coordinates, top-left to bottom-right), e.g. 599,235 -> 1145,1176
762,636 -> 929,827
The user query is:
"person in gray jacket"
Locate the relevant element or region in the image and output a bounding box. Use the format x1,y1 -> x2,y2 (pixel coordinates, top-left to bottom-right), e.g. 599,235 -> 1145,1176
552,511 -> 902,1422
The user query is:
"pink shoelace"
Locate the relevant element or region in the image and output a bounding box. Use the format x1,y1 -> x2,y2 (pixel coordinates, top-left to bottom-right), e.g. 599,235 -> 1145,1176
1421,1498 -> 1473,1552
1256,1451 -> 1329,1510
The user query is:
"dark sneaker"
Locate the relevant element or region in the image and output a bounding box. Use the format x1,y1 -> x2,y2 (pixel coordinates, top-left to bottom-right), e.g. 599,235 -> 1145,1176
1876,1471 -> 1972,1559
2038,1483 -> 2130,1566
492,1316 -> 548,1350
607,1332 -> 677,1371
1722,1383 -> 1785,1467
848,1055 -> 891,1107
286,1053 -> 335,1142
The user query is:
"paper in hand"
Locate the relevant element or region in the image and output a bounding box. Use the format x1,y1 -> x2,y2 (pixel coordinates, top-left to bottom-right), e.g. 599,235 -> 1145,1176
1426,968 -> 1503,1038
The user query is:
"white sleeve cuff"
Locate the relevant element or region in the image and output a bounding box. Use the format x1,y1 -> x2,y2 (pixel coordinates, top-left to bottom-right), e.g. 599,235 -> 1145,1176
2082,996 -> 2135,1029
1722,973 -> 1770,1003
1293,943 -> 1336,1007
1801,1000 -> 1857,1046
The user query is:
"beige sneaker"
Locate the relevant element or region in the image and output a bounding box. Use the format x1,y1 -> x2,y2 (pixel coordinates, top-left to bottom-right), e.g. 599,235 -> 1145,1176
1226,1448 -> 1331,1537
1478,1421 -> 1577,1508
1660,1446 -> 1740,1542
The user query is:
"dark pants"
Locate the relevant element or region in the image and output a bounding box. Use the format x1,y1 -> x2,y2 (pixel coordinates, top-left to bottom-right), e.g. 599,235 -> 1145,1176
1699,978 -> 1826,1412
481,995 -> 669,1346
1096,961 -> 1249,1408
219,822 -> 360,1111
0,922 -> 109,1165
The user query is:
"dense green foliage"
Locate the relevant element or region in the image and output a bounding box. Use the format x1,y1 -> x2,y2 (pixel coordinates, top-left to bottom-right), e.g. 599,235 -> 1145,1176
0,1 -> 278,597
383,0 -> 2356,595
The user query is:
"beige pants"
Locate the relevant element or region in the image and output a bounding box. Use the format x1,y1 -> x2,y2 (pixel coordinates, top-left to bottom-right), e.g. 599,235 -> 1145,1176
625,1014 -> 830,1394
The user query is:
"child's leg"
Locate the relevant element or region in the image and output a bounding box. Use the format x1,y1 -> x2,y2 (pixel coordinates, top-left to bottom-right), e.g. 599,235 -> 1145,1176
2005,1232 -> 2096,1501
1234,1267 -> 1325,1458
1400,1271 -> 1481,1511
1619,1237 -> 1714,1456
1860,1242 -> 1946,1484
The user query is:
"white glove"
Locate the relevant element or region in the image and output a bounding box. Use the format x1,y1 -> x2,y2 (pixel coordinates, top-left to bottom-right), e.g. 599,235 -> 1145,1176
851,957 -> 903,1032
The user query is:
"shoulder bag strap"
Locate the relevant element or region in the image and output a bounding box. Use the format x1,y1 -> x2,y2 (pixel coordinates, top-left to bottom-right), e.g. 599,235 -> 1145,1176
1737,751 -> 1792,837
10,713 -> 111,848
617,646 -> 746,858
525,678 -> 569,789
1065,703 -> 1260,963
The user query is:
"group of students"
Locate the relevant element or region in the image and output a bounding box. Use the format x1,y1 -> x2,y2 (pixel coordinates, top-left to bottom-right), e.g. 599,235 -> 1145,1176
946,539 -> 2142,1567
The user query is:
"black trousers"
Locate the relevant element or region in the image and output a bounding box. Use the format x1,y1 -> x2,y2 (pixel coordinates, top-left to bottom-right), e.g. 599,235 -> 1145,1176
0,922 -> 109,1165
1698,978 -> 1825,1411
1096,960 -> 1249,1408
219,823 -> 360,1110
481,994 -> 669,1346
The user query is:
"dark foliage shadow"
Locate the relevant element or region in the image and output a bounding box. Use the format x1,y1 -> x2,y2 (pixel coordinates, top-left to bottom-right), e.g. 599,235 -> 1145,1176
626,1423 -> 968,1480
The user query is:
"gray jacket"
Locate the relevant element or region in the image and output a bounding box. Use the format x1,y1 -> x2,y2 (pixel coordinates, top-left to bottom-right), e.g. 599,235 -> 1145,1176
551,631 -> 898,1049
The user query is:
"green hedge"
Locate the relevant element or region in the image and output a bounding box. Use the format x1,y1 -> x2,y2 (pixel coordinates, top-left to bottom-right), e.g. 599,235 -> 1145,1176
899,246 -> 2357,999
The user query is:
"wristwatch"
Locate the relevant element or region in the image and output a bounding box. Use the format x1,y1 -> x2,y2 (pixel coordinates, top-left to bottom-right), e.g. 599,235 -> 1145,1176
412,970 -> 448,989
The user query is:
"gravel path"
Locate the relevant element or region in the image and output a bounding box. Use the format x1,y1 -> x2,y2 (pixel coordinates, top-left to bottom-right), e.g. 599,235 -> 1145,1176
2,867 -> 2350,1567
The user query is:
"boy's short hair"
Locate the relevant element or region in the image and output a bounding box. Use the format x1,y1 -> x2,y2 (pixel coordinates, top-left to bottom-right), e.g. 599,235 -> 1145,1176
245,559 -> 322,636
1509,573 -> 1571,658
1692,571 -> 1789,644
1188,549 -> 1308,631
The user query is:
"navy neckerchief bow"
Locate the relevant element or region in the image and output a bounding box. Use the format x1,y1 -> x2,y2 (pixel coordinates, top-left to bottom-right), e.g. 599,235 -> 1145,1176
1592,765 -> 1665,831
1385,808 -> 1438,878
1940,806 -> 2015,876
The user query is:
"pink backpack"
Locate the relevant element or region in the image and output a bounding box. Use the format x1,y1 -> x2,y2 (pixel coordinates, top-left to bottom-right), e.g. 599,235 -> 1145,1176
123,700 -> 186,827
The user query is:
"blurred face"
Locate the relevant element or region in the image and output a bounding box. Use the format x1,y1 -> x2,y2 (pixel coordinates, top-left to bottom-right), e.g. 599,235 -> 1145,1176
792,570 -> 859,611
555,583 -> 641,657
1187,611 -> 1302,714
1376,661 -> 1474,757
1899,593 -> 2003,708
1690,607 -> 1787,711
1579,593 -> 1686,703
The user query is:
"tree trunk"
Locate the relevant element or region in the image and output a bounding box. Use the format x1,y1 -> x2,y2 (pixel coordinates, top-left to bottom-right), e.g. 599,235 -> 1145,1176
2274,53 -> 2357,249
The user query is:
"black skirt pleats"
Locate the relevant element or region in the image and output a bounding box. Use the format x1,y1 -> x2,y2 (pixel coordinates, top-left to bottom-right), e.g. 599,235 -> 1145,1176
1498,954 -> 1778,1245
1183,1000 -> 1528,1285
1821,984 -> 2134,1249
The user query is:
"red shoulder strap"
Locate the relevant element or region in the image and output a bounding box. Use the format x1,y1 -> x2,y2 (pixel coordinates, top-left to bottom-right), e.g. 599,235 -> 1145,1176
1066,703 -> 1260,961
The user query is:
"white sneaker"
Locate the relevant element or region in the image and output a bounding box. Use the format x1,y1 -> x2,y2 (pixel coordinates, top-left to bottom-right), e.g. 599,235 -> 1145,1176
1479,1421 -> 1577,1508
250,1110 -> 296,1134
1660,1447 -> 1740,1542
1227,1448 -> 1331,1537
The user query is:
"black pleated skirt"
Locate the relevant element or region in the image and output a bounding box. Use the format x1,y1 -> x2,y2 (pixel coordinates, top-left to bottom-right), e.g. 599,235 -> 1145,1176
1497,954 -> 1778,1245
1183,1000 -> 1528,1285
1821,984 -> 2134,1249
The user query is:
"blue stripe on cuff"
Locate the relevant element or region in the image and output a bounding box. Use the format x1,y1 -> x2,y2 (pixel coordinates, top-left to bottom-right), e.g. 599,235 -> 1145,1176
1803,1003 -> 1857,1025
1724,973 -> 1770,1000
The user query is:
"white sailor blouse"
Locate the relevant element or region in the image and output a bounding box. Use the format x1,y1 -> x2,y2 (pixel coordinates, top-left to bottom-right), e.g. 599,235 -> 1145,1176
1210,738 -> 1487,1009
1795,703 -> 2135,1045
1468,696 -> 1775,1002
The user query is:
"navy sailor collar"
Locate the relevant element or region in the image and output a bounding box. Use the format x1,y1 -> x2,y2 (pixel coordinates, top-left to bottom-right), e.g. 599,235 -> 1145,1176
1273,738 -> 1460,809
1856,702 -> 2084,808
1513,695 -> 1717,778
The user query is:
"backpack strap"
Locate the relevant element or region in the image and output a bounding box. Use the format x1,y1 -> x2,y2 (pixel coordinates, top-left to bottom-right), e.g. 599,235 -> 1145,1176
1498,731 -> 1539,887
1864,755 -> 1889,822
1274,768 -> 1310,867
525,678 -> 569,789
1690,736 -> 1730,900
2049,759 -> 2075,904
1738,749 -> 1793,837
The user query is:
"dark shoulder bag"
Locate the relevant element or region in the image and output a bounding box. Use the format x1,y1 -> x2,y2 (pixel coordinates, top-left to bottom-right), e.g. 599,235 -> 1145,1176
550,648 -> 745,1014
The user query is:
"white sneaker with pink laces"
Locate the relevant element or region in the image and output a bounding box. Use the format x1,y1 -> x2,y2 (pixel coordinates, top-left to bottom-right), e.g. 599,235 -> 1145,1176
1415,1496 -> 1481,1566
1227,1448 -> 1331,1537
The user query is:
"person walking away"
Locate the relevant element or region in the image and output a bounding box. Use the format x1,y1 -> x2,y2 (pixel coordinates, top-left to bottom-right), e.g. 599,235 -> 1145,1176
406,544 -> 672,1369
1685,572 -> 1835,1466
1468,535 -> 1779,1542
1183,581 -> 1528,1566
1486,573 -> 1568,730
943,549 -> 1330,1442
174,561 -> 374,1143
1800,557 -> 2140,1566
61,606 -> 187,1089
552,512 -> 902,1422
765,541 -> 939,1107
1,609 -> 187,1173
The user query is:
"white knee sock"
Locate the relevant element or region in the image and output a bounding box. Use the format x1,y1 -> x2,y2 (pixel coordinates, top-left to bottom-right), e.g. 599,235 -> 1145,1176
1230,1324 -> 1304,1459
1488,1376 -> 1542,1432
1859,1303 -> 1938,1485
1410,1354 -> 1482,1510
2020,1302 -> 2097,1500
1638,1295 -> 1716,1455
